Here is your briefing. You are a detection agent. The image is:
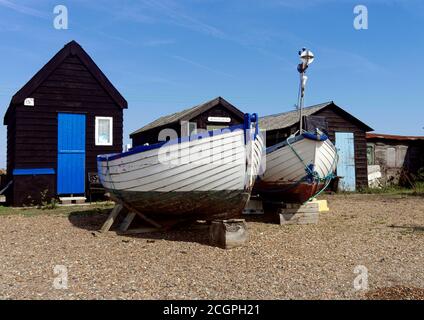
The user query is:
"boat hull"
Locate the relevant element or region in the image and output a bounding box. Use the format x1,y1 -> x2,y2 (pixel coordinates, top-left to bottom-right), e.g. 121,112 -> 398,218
254,180 -> 324,203
98,115 -> 264,221
108,189 -> 250,221
254,132 -> 337,203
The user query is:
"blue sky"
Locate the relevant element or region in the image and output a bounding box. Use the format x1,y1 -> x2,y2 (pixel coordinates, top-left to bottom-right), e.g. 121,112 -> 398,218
0,0 -> 423,167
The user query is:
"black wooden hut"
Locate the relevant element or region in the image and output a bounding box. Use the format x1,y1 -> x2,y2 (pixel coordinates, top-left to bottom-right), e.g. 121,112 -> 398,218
259,101 -> 373,191
130,97 -> 244,147
3,41 -> 127,206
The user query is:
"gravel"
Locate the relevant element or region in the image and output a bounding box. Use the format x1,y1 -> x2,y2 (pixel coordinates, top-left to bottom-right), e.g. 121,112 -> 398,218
0,194 -> 423,300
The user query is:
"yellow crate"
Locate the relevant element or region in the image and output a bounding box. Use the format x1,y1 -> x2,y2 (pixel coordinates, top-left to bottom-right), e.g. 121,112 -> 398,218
310,198 -> 329,212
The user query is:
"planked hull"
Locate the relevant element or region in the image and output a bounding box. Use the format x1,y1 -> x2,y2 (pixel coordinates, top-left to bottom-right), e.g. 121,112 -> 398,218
254,132 -> 337,203
98,114 -> 264,221
111,190 -> 250,220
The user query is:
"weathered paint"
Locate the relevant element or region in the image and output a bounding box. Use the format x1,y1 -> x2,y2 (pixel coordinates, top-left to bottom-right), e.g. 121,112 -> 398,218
254,180 -> 325,204
335,132 -> 356,191
57,113 -> 86,194
107,189 -> 250,221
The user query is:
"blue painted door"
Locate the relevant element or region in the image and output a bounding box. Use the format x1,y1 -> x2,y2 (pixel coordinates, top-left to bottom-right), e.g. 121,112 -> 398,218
57,113 -> 86,194
335,132 -> 356,191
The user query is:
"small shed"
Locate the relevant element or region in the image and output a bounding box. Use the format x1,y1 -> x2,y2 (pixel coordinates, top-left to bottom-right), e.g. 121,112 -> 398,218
259,101 -> 373,191
366,133 -> 424,185
130,97 -> 244,147
3,41 -> 127,206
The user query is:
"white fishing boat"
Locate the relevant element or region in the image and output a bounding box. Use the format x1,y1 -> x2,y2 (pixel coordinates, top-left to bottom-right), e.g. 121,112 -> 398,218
254,48 -> 338,203
97,114 -> 264,221
254,130 -> 338,203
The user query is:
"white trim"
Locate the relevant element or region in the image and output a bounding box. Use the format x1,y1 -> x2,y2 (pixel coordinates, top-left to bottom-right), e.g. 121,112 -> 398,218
208,116 -> 231,123
95,116 -> 113,146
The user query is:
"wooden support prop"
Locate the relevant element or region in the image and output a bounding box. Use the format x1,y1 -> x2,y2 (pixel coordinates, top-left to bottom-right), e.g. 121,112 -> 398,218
99,193 -> 168,234
119,211 -> 136,232
100,204 -> 124,233
120,202 -> 163,229
209,219 -> 248,249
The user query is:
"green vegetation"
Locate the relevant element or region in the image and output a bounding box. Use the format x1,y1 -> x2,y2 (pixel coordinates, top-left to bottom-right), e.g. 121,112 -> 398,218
359,182 -> 424,196
0,202 -> 114,217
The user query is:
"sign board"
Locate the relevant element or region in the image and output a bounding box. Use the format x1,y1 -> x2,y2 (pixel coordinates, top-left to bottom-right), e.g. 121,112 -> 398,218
24,98 -> 35,107
207,116 -> 231,123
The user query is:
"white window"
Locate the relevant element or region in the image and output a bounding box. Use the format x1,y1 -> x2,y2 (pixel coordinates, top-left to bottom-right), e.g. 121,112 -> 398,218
188,122 -> 197,136
95,116 -> 113,146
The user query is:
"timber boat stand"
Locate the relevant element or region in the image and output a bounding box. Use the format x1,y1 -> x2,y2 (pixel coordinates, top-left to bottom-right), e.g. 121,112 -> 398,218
263,200 -> 320,225
100,199 -> 249,249
99,199 -> 165,235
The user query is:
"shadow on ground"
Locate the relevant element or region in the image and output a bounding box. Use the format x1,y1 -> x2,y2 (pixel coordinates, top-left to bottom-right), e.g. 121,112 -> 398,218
68,208 -> 111,231
68,207 -> 276,246
388,224 -> 424,234
68,208 -> 215,246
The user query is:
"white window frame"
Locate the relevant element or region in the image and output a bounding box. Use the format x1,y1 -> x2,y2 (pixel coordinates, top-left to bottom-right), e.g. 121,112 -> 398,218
188,122 -> 197,136
95,116 -> 113,146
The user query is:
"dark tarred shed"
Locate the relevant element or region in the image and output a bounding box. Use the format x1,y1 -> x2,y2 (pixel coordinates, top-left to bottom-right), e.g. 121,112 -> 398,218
3,40 -> 127,206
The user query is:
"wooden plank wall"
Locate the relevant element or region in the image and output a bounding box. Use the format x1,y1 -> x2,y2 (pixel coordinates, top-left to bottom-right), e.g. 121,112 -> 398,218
131,122 -> 181,147
314,108 -> 368,189
131,104 -> 244,147
191,105 -> 243,129
8,55 -> 123,202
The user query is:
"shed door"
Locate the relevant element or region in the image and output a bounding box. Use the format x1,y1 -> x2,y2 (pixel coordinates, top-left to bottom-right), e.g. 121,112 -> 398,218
57,113 -> 86,194
335,132 -> 356,191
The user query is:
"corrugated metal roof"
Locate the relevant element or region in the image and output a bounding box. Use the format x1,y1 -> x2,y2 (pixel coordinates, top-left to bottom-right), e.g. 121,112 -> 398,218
259,101 -> 333,131
130,97 -> 243,136
366,133 -> 424,141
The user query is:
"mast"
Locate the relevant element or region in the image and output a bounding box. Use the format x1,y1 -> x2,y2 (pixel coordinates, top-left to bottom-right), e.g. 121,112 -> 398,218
297,48 -> 314,133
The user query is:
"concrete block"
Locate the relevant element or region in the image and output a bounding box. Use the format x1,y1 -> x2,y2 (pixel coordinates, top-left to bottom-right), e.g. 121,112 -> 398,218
209,219 -> 248,249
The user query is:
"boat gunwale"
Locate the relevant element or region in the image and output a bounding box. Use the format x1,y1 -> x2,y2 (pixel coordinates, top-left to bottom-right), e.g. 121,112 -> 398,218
98,123 -> 246,162
266,131 -> 329,154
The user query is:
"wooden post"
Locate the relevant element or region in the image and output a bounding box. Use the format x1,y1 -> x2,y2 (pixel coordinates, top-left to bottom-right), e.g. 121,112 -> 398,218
100,204 -> 123,233
209,219 -> 248,249
120,202 -> 163,229
119,211 -> 136,232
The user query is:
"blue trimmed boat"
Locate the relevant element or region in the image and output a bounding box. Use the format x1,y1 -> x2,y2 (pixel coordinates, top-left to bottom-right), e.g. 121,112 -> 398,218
97,114 -> 264,221
254,130 -> 338,203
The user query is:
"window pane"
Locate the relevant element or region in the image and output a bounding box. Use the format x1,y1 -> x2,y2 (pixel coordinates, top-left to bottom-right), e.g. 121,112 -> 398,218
207,125 -> 227,131
189,122 -> 197,136
98,119 -> 110,144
